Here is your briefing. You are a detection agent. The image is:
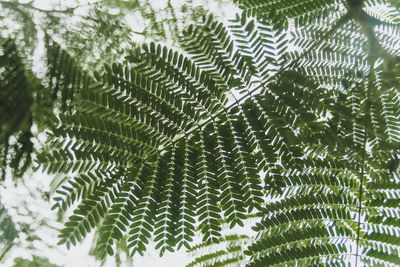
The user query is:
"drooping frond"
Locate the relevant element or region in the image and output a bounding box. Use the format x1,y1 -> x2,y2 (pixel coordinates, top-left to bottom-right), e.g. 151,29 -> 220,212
0,37 -> 80,180
0,39 -> 33,180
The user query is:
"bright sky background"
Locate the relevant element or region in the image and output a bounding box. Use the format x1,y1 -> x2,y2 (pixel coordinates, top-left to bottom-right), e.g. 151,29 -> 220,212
4,0 -> 393,265
0,0 -> 248,266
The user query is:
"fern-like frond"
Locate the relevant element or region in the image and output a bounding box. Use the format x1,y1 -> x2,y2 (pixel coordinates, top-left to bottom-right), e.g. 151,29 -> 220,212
43,13 -> 288,256
244,68 -> 400,265
41,1 -> 400,264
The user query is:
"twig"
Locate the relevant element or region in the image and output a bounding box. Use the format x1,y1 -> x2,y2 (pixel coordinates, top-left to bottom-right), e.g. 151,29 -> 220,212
0,0 -> 75,15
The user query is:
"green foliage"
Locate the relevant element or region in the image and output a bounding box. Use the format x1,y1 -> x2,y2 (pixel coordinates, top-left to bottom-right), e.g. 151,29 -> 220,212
0,1 -> 38,50
186,1 -> 400,266
0,39 -> 34,180
187,234 -> 254,267
40,1 -> 400,265
42,12 -> 285,257
0,0 -> 397,265
12,256 -> 62,267
0,201 -> 17,261
45,37 -> 92,112
52,6 -> 136,69
186,214 -> 260,267
90,231 -> 133,267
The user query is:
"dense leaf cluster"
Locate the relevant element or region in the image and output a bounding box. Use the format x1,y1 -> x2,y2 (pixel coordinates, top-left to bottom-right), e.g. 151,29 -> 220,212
1,0 -> 400,266
0,39 -> 34,180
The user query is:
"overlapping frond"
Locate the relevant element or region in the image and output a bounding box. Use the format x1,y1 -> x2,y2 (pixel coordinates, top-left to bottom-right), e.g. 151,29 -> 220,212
40,0 -> 400,265
284,1 -> 400,88
189,5 -> 400,265
42,13 -> 289,257
241,69 -> 400,266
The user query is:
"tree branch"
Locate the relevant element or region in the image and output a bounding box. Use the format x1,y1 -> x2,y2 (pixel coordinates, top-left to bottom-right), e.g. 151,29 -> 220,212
0,0 -> 75,15
345,0 -> 398,67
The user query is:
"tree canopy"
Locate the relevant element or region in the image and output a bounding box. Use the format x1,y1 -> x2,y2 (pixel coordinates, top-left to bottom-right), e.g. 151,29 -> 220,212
1,0 -> 400,266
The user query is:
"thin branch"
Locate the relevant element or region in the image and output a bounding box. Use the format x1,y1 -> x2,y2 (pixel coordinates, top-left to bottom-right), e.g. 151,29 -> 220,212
0,0 -> 75,15
355,66 -> 372,267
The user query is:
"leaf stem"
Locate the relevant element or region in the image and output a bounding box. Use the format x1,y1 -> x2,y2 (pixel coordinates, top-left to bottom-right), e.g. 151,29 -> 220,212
355,67 -> 372,267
